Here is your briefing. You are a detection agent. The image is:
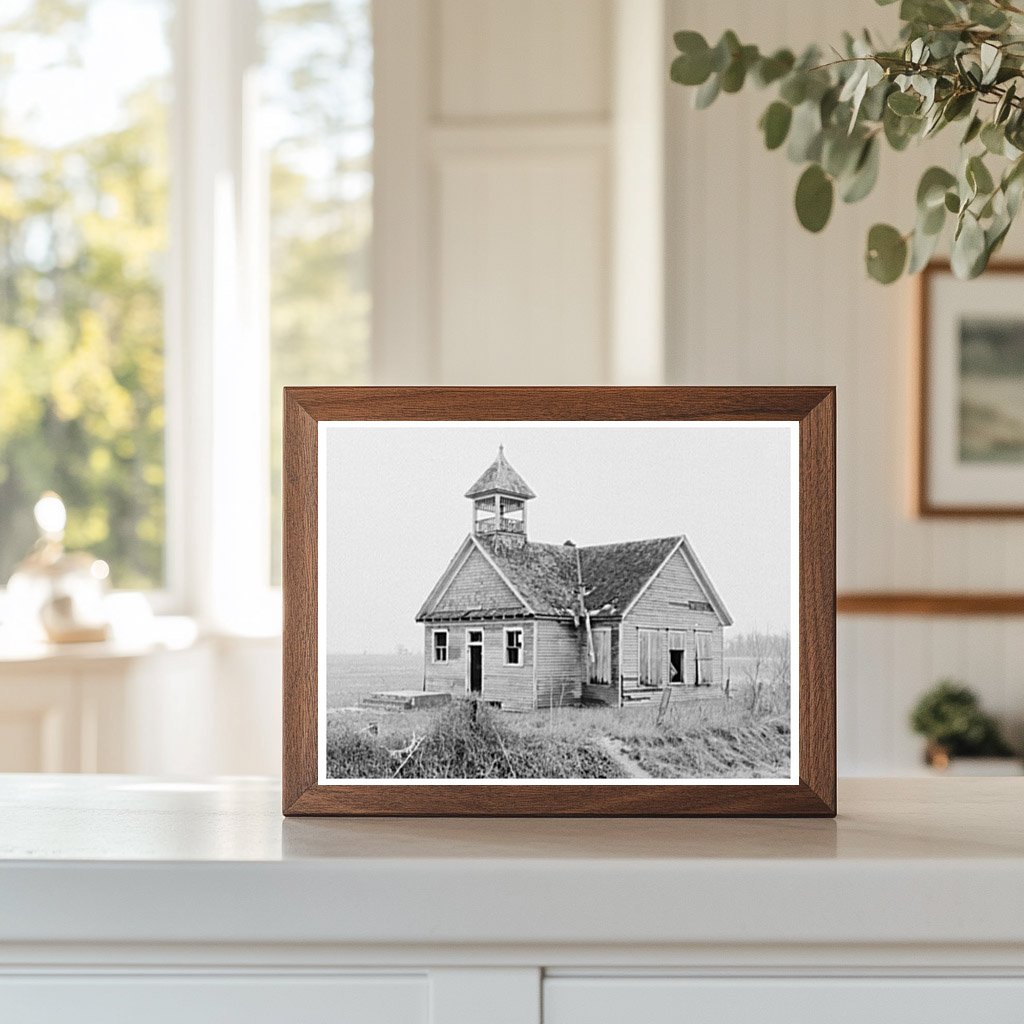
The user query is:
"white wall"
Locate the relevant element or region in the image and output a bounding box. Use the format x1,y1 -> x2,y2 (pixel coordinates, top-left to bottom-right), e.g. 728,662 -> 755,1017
373,0 -> 665,386
665,0 -> 1024,772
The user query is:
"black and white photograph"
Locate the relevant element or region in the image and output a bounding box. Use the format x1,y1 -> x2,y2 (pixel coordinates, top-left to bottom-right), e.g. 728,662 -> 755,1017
317,421 -> 798,784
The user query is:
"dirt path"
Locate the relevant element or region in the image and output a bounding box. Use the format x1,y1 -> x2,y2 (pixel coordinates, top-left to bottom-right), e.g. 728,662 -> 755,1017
596,736 -> 651,779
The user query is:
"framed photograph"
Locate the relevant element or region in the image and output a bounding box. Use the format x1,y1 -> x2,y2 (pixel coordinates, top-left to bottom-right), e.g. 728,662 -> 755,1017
283,387 -> 835,816
918,261 -> 1024,516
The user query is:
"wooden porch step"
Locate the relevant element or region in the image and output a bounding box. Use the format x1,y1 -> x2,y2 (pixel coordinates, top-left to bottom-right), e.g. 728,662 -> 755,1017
621,685 -> 725,705
362,690 -> 453,711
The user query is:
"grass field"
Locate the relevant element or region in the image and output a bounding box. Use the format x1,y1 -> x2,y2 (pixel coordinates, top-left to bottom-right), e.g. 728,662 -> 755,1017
325,652 -> 791,781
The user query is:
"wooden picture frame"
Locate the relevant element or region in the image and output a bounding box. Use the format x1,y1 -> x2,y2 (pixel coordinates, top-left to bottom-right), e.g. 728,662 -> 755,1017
283,387 -> 836,817
917,260 -> 1024,517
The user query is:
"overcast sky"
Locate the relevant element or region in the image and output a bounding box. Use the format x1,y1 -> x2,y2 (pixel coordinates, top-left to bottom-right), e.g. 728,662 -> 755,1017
322,423 -> 794,654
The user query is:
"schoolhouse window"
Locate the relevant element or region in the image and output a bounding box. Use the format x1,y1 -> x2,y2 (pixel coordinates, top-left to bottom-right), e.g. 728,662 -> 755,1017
432,629 -> 449,663
504,627 -> 524,666
695,630 -> 713,685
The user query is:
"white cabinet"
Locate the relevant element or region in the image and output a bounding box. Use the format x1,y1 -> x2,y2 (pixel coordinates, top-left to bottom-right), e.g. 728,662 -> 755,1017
1,778 -> 1023,1024
544,978 -> 1024,1024
0,975 -> 428,1024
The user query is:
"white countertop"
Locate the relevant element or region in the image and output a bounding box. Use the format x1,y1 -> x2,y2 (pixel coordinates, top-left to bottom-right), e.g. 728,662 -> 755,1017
1,776 -> 1022,951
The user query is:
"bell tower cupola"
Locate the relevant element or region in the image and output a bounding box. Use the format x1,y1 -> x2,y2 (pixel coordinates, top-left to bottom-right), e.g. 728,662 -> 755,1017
465,445 -> 535,543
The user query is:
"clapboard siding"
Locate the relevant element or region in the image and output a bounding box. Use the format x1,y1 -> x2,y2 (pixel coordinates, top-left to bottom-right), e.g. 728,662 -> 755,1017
535,620 -> 585,709
432,548 -> 524,615
422,621 -> 535,709
421,623 -> 466,692
621,551 -> 725,687
477,621 -> 534,711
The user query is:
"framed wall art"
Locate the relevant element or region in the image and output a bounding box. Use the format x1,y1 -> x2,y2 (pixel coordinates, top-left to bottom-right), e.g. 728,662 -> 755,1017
283,387 -> 835,816
918,261 -> 1024,517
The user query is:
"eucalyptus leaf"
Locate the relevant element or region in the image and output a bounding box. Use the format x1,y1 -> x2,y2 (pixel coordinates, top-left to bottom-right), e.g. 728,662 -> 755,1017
996,82 -> 1017,124
787,101 -> 823,162
710,31 -> 740,73
842,137 -> 881,203
694,73 -> 721,109
980,42 -> 1002,86
967,154 -> 995,195
917,166 -> 957,210
908,222 -> 942,273
760,101 -> 793,150
779,73 -> 807,106
970,2 -> 1009,29
951,211 -> 986,278
721,44 -> 759,93
866,223 -> 908,283
942,91 -> 974,122
671,52 -> 711,87
888,90 -> 921,115
981,121 -> 1005,155
822,128 -> 863,178
921,200 -> 946,235
962,115 -> 983,145
754,49 -> 795,87
795,164 -> 834,232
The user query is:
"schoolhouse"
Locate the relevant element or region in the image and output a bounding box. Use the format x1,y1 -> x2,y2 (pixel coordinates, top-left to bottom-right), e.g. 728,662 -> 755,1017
415,446 -> 732,710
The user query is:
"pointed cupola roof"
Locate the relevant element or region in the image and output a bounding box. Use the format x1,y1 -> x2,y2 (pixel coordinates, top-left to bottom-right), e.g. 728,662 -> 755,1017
464,445 -> 536,500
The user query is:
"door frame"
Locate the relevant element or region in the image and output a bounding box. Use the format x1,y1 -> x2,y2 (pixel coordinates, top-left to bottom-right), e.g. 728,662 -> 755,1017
465,627 -> 484,695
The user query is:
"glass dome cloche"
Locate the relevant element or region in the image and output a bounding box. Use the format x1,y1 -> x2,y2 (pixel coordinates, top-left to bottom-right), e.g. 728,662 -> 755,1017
5,492 -> 111,645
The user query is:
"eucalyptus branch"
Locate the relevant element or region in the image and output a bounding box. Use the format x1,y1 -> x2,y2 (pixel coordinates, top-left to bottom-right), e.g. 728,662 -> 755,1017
670,0 -> 1024,283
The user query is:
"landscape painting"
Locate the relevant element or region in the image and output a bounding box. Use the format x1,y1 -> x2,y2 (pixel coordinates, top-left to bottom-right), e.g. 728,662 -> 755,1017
959,317 -> 1024,463
317,422 -> 798,785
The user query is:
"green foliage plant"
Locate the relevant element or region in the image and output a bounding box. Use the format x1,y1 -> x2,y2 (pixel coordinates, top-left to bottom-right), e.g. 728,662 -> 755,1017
909,679 -> 1015,757
671,0 -> 1024,283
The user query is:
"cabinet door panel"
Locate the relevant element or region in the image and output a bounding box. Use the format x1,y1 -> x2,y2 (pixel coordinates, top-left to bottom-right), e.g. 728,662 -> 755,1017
0,975 -> 427,1024
544,977 -> 1024,1024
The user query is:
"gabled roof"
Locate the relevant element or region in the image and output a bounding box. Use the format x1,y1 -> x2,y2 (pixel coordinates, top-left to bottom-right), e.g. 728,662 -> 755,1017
464,446 -> 536,500
579,536 -> 683,614
416,532 -> 731,625
474,536 -> 578,616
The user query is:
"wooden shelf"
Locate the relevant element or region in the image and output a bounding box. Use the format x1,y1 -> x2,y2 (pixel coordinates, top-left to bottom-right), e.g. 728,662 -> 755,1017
837,592 -> 1024,616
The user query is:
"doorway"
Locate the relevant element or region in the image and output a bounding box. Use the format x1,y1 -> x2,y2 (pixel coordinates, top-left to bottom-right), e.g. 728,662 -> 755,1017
669,648 -> 685,684
668,630 -> 685,685
466,629 -> 483,694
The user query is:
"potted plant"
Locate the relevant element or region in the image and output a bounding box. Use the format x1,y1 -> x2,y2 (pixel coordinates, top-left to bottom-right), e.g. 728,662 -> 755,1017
670,0 -> 1024,283
909,680 -> 1018,771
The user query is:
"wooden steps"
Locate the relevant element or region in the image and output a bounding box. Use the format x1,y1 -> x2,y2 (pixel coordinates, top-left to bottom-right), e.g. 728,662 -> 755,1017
621,685 -> 725,706
362,690 -> 453,711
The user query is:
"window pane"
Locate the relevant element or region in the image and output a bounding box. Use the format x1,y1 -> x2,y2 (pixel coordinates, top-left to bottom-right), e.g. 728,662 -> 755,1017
262,0 -> 373,583
0,0 -> 171,588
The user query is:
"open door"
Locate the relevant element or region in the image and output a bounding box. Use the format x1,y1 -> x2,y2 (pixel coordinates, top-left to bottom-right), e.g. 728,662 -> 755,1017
467,629 -> 483,694
668,630 -> 685,684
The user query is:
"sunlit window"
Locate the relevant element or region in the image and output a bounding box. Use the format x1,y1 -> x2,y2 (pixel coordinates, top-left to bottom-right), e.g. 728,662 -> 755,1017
262,0 -> 373,582
0,0 -> 172,589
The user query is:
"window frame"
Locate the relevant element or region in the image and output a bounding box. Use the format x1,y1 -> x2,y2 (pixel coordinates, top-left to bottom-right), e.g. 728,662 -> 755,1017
503,626 -> 524,667
432,628 -> 449,664
637,626 -> 662,687
695,629 -> 713,686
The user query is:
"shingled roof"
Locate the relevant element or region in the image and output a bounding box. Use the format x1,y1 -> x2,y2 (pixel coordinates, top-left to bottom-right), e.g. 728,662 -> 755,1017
473,534 -> 686,618
579,537 -> 684,613
464,446 -> 536,500
418,531 -> 731,624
